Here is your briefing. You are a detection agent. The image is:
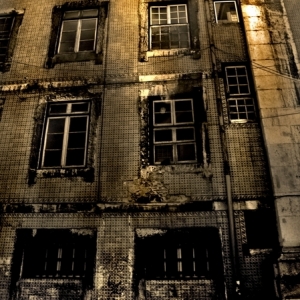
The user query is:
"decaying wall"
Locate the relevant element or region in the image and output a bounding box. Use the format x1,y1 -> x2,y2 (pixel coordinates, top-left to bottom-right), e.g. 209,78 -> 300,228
241,0 -> 300,298
0,0 -> 280,299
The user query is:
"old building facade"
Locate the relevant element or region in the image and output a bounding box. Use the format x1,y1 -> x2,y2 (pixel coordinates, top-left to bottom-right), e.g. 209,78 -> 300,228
0,0 -> 292,299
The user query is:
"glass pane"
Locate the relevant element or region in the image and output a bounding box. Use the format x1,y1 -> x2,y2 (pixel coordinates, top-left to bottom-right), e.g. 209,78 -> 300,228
63,11 -> 80,19
49,104 -> 67,114
47,118 -> 65,133
82,9 -> 98,17
59,42 -> 75,53
154,130 -> 172,142
80,29 -> 95,40
175,111 -> 193,123
62,20 -> 78,31
176,128 -> 194,141
79,40 -> 95,51
229,86 -> 238,94
155,113 -> 172,124
81,19 -> 97,30
45,133 -> 64,150
239,85 -> 250,94
66,149 -> 85,166
69,117 -> 87,132
226,67 -> 236,76
237,67 -> 247,75
60,31 -> 76,42
177,144 -> 196,161
175,100 -> 192,111
238,76 -> 248,84
227,77 -> 237,85
44,150 -> 62,167
68,132 -> 86,148
154,102 -> 172,124
71,102 -> 89,113
155,145 -> 173,163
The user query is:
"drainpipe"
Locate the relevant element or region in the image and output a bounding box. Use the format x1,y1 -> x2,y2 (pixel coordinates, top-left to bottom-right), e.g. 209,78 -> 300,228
203,1 -> 241,298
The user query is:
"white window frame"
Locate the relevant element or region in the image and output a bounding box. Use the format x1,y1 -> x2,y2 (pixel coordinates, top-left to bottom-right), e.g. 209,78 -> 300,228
225,66 -> 256,122
41,102 -> 90,168
149,4 -> 190,50
58,9 -> 98,54
152,99 -> 197,164
225,66 -> 250,96
214,1 -> 239,23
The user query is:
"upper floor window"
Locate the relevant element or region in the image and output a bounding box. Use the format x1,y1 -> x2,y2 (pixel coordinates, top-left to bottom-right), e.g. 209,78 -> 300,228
0,16 -> 13,64
41,102 -> 90,168
149,4 -> 190,50
58,9 -> 98,54
225,66 -> 256,122
152,99 -> 197,164
214,1 -> 239,23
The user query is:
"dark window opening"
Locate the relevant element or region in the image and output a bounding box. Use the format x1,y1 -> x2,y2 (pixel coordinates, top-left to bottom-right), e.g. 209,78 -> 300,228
14,229 -> 96,279
135,228 -> 224,280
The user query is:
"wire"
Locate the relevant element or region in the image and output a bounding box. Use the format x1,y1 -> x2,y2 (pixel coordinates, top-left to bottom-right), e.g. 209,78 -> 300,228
214,46 -> 300,81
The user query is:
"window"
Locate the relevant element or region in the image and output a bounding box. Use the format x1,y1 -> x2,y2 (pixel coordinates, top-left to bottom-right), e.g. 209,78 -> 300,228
46,2 -> 108,67
152,99 -> 197,164
149,4 -> 190,50
41,101 -> 90,168
135,228 -> 223,280
214,1 -> 239,23
225,66 -> 256,122
16,229 -> 95,279
58,9 -> 98,54
0,16 -> 13,65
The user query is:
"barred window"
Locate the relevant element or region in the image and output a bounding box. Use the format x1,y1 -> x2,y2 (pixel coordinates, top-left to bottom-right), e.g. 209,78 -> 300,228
19,229 -> 95,279
135,228 -> 223,280
150,4 -> 190,50
41,102 -> 90,168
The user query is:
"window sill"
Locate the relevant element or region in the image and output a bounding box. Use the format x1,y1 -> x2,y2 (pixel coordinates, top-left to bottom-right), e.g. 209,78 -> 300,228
141,48 -> 200,61
46,52 -> 102,68
29,167 -> 94,183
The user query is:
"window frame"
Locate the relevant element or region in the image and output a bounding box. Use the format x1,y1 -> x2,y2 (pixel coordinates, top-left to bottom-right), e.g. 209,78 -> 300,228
224,65 -> 256,123
152,99 -> 197,164
41,101 -> 90,168
149,4 -> 190,51
58,9 -> 98,54
214,1 -> 239,24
